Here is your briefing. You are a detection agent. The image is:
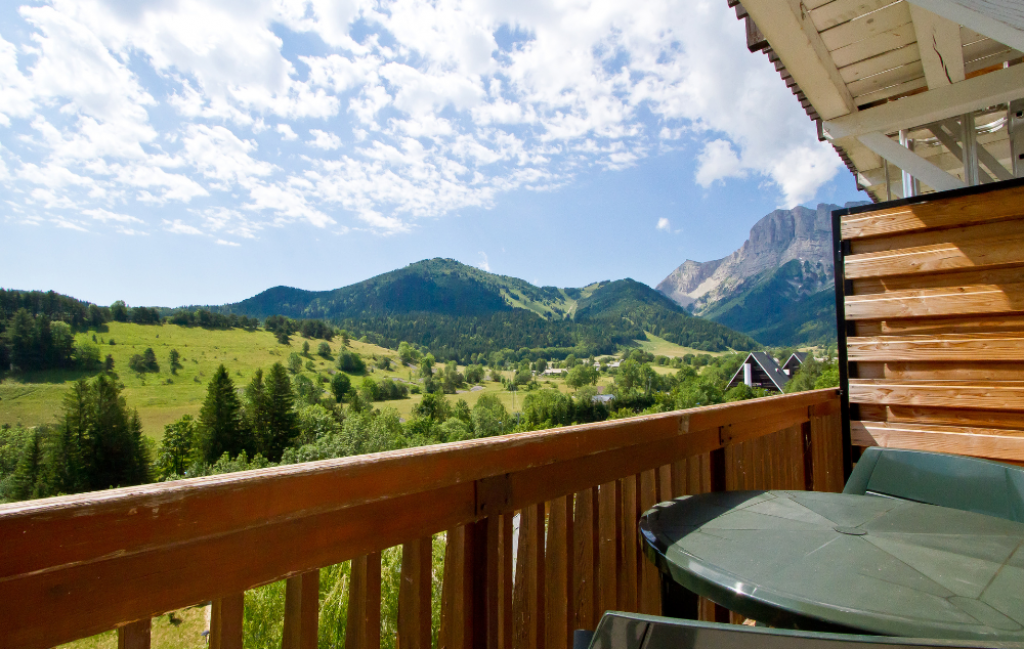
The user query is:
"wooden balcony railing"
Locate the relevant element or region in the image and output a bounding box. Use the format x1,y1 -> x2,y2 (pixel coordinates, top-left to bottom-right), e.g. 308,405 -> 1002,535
0,388 -> 843,649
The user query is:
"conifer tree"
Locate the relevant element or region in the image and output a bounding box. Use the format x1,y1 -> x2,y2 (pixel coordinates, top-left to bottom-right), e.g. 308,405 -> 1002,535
11,430 -> 45,500
245,369 -> 272,459
264,362 -> 299,462
195,365 -> 249,463
155,415 -> 195,480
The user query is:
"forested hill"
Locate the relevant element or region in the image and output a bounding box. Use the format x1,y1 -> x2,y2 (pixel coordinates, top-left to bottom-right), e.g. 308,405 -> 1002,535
219,259 -> 758,360
226,258 -> 577,320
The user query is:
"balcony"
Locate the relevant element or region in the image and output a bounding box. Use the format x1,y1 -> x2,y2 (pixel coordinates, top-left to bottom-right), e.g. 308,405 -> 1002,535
4,179 -> 1024,649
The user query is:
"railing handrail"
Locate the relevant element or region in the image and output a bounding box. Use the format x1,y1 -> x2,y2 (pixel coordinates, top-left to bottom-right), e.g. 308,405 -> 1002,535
0,388 -> 839,649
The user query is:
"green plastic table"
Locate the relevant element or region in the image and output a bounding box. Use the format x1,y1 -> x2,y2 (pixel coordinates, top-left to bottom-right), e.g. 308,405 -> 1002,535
639,490 -> 1024,641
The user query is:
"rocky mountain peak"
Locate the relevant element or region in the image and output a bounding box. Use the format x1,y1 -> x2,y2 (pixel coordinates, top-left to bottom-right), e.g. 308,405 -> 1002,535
656,203 -> 857,313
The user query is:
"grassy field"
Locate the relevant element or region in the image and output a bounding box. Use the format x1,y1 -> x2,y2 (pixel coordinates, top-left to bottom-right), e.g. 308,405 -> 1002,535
0,323 -> 628,439
634,332 -> 729,359
0,323 -> 415,438
0,324 -> 714,439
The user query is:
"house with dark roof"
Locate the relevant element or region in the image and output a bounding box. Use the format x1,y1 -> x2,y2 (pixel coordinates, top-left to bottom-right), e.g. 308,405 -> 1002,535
726,351 -> 789,393
782,352 -> 807,377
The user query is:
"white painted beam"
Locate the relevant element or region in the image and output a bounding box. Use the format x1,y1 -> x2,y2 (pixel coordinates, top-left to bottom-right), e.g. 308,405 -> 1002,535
823,63 -> 1024,139
857,131 -> 967,191
906,0 -> 1024,53
910,4 -> 965,88
741,0 -> 857,120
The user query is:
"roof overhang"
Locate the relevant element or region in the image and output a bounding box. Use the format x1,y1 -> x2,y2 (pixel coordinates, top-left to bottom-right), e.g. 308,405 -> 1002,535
734,0 -> 1024,201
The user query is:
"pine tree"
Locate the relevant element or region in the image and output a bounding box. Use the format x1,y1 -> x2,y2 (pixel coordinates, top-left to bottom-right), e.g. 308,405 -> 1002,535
155,415 -> 195,479
245,369 -> 272,459
195,365 -> 249,463
88,375 -> 150,489
11,430 -> 45,500
264,363 -> 299,462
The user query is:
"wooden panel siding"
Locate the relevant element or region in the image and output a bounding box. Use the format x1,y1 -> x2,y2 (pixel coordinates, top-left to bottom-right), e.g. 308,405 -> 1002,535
835,180 -> 1024,463
0,390 -> 840,649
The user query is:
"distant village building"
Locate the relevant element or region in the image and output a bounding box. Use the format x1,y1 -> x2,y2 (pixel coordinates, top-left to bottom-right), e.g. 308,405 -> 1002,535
542,368 -> 566,376
592,394 -> 615,404
726,352 -> 789,393
781,352 -> 807,376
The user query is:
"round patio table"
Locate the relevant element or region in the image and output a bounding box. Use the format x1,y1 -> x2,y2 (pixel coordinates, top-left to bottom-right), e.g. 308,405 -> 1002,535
639,490 -> 1024,641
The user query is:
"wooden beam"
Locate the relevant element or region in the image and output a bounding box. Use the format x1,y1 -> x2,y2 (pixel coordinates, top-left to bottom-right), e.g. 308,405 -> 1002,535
848,334 -> 1024,361
849,379 -> 1024,410
909,4 -> 966,88
906,0 -> 1024,53
852,420 -> 1024,460
856,131 -> 966,191
740,0 -> 858,119
824,63 -> 1024,139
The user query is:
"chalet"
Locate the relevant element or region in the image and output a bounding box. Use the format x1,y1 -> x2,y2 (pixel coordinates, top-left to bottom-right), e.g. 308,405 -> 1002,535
781,352 -> 807,376
726,351 -> 790,393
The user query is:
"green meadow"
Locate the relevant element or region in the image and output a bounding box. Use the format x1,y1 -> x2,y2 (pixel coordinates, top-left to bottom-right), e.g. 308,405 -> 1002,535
0,322 -> 645,439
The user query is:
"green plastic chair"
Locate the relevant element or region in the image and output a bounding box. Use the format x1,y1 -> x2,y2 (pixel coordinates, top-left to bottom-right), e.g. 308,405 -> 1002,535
843,447 -> 1024,523
582,612 -> 1017,649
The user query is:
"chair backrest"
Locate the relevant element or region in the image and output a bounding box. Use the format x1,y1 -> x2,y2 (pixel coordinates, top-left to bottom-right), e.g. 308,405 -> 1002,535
843,447 -> 1024,523
587,612 -> 1016,649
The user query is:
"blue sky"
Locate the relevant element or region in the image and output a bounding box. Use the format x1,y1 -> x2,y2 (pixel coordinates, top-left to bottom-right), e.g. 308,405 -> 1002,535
0,0 -> 864,308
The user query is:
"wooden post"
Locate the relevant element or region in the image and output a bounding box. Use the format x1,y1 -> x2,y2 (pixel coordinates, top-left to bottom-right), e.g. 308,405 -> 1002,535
572,488 -> 599,631
618,476 -> 638,613
347,554 -> 381,649
498,514 -> 514,649
545,496 -> 574,649
440,528 -> 465,649
514,504 -> 546,649
117,619 -> 150,649
211,594 -> 244,649
597,481 -> 620,617
283,570 -> 319,649
638,470 -> 661,616
398,537 -> 432,649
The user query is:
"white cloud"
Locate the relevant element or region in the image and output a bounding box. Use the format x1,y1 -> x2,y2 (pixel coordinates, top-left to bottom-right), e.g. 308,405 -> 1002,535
84,208 -> 143,224
307,129 -> 342,150
277,123 -> 298,140
1,0 -> 843,239
216,238 -> 240,246
477,252 -> 491,272
163,219 -> 204,235
656,217 -> 670,232
695,139 -> 745,188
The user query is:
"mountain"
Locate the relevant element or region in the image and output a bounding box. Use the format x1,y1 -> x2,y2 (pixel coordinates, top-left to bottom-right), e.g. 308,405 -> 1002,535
219,259 -> 758,360
656,203 -> 864,346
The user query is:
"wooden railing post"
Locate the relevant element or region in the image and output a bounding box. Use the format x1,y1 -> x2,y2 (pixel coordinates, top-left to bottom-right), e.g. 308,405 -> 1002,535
545,496 -> 574,649
572,488 -> 599,631
497,514 -> 514,649
398,537 -> 432,649
638,470 -> 661,615
618,476 -> 639,613
513,504 -> 546,649
810,401 -> 844,493
117,619 -> 150,649
597,481 -> 620,617
347,554 -> 381,649
283,571 -> 319,649
211,594 -> 244,649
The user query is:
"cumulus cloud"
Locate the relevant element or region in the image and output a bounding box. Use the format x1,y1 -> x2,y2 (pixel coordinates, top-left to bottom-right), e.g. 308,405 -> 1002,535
277,124 -> 298,140
307,129 -> 342,150
656,218 -> 670,232
0,0 -> 841,237
477,252 -> 491,272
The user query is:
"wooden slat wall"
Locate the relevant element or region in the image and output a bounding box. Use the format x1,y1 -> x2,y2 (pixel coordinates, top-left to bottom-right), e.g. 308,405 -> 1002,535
838,181 -> 1024,462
